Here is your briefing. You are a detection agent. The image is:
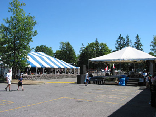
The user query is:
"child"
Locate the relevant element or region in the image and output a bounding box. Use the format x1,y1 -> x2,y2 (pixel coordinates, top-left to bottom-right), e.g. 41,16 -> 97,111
17,75 -> 24,91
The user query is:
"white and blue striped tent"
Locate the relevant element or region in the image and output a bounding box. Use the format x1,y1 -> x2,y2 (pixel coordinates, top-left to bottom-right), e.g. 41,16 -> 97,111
27,52 -> 79,69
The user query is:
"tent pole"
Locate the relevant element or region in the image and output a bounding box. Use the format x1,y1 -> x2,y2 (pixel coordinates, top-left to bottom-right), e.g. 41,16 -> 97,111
134,63 -> 135,73
36,67 -> 37,75
120,62 -> 121,75
74,68 -> 75,74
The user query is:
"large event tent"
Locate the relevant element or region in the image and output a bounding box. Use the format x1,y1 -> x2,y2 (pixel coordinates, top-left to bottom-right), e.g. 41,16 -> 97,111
27,52 -> 79,74
89,47 -> 156,63
89,47 -> 156,75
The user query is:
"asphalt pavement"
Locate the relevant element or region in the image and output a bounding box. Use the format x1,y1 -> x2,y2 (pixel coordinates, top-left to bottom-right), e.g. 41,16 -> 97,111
0,78 -> 156,117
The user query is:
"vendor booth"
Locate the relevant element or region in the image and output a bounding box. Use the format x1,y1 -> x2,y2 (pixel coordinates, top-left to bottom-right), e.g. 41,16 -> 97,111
89,47 -> 156,85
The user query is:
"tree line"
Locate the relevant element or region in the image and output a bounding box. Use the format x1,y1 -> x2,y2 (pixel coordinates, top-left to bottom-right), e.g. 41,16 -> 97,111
34,34 -> 156,69
0,0 -> 156,77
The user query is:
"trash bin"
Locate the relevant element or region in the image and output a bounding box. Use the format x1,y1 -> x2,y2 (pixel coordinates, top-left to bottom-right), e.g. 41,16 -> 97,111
118,78 -> 125,86
121,75 -> 129,85
77,74 -> 85,84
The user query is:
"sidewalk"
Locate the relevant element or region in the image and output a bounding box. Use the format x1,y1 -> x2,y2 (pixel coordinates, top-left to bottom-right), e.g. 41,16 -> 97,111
10,77 -> 77,85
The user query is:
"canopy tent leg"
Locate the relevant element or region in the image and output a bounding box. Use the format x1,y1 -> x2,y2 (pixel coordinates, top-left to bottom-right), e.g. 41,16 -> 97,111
77,68 -> 78,74
149,60 -> 155,75
74,68 -> 75,74
36,67 -> 37,75
55,68 -> 56,74
134,63 -> 135,73
119,63 -> 121,75
78,68 -> 80,74
51,68 -> 52,74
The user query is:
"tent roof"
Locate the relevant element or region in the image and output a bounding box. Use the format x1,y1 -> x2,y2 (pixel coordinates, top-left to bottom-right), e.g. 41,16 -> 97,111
89,47 -> 156,63
27,52 -> 79,68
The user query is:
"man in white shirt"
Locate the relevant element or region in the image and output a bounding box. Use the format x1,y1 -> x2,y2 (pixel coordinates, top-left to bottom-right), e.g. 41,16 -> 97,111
5,69 -> 12,91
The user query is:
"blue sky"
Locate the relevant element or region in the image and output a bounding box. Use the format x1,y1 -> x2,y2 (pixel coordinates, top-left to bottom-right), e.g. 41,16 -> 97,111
0,0 -> 156,55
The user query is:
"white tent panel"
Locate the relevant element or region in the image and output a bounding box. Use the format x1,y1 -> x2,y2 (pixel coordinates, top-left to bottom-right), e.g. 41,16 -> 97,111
40,53 -> 65,68
27,56 -> 41,67
89,47 -> 156,62
29,53 -> 51,68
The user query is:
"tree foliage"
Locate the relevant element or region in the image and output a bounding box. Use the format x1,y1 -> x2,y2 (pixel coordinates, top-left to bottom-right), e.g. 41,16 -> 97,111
115,34 -> 126,51
149,52 -> 155,56
134,34 -> 143,51
35,45 -> 54,57
125,35 -> 132,47
0,0 -> 37,76
150,36 -> 156,55
78,38 -> 111,68
54,42 -> 76,64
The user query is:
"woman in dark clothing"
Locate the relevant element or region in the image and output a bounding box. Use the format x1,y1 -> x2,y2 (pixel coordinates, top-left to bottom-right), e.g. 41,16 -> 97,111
17,75 -> 24,91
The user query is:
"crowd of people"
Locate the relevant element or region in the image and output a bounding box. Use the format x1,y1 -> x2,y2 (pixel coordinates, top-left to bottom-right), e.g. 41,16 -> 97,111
143,71 -> 156,89
4,68 -> 156,90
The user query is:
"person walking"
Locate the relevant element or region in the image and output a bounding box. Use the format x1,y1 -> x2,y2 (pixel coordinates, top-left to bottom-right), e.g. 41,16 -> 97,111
146,75 -> 149,89
5,69 -> 12,91
85,71 -> 89,86
17,74 -> 24,91
143,70 -> 148,85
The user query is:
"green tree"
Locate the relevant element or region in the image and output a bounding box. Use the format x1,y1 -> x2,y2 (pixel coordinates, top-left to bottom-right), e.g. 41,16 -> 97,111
77,43 -> 85,65
35,45 -> 54,57
134,34 -> 143,51
95,38 -> 100,57
150,36 -> 156,55
0,26 -> 4,56
125,35 -> 132,47
54,50 -> 61,59
99,43 -> 111,55
149,52 -> 155,56
78,39 -> 111,69
0,0 -> 37,78
55,42 -> 76,64
115,34 -> 126,51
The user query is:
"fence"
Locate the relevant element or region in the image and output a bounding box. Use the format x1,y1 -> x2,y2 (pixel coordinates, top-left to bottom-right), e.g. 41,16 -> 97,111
22,74 -> 77,80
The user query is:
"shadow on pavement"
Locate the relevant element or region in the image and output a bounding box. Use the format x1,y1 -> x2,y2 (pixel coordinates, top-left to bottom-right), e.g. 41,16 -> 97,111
0,89 -> 18,92
108,88 -> 156,117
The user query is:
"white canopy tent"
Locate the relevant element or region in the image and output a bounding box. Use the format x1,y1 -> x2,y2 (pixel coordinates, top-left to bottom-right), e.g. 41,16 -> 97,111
89,47 -> 156,75
89,47 -> 156,63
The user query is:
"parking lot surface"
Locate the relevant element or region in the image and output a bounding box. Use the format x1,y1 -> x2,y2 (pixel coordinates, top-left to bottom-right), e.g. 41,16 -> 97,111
0,78 -> 155,117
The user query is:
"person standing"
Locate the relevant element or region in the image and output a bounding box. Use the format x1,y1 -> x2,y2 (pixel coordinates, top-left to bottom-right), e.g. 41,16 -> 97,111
85,71 -> 89,86
143,70 -> 148,85
146,75 -> 149,89
5,69 -> 12,91
17,75 -> 24,91
148,72 -> 152,90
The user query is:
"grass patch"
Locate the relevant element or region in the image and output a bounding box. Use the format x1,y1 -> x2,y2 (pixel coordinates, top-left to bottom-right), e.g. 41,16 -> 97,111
0,77 -> 5,83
